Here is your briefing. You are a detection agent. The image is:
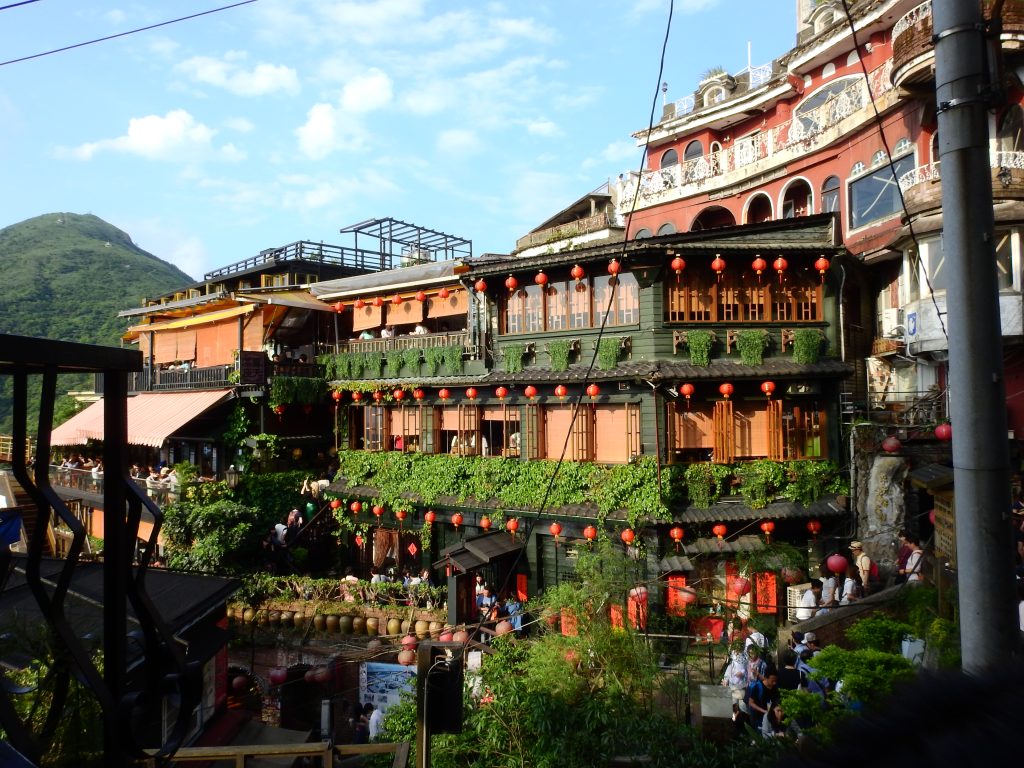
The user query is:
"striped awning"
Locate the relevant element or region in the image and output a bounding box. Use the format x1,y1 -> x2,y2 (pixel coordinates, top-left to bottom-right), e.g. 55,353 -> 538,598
50,390 -> 233,448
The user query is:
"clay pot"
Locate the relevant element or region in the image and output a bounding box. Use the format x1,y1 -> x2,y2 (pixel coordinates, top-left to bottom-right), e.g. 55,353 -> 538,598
452,629 -> 470,644
414,620 -> 429,639
367,639 -> 384,651
338,615 -> 354,635
352,616 -> 366,635
293,611 -> 305,628
495,620 -> 514,635
232,675 -> 250,692
313,614 -> 326,632
279,610 -> 292,625
386,618 -> 402,637
256,610 -> 268,626
365,617 -> 380,636
428,621 -> 443,639
326,615 -> 340,633
401,620 -> 411,635
242,607 -> 256,624
268,610 -> 280,626
397,649 -> 416,666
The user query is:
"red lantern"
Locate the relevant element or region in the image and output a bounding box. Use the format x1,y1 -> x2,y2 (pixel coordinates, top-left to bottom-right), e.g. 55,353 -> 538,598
535,270 -> 548,286
438,388 -> 450,400
273,404 -> 286,415
372,390 -> 384,402
332,390 -> 343,401
373,296 -> 384,307
680,382 -> 694,408
583,525 -> 598,542
935,422 -> 952,441
760,381 -> 775,398
372,505 -> 384,519
730,576 -> 752,596
881,436 -> 902,453
393,389 -> 405,401
424,510 -> 436,524
351,391 -> 363,402
474,278 -> 488,293
752,256 -> 767,276
608,258 -> 622,276
329,499 -> 342,510
232,674 -> 250,692
505,275 -> 519,292
826,553 -> 848,575
571,264 -> 585,282
269,667 -> 288,686
413,388 -> 425,401
554,384 -> 568,399
480,515 -> 492,530
333,301 -> 344,313
524,385 -> 538,399
712,523 -> 727,539
760,520 -> 775,535
773,256 -> 788,284
350,501 -> 362,514
669,526 -> 684,547
495,386 -> 509,400
465,387 -> 478,400
395,509 -> 407,522
438,287 -> 450,299
806,519 -> 822,537
549,521 -> 563,537
451,512 -> 464,529
415,290 -> 428,302
680,587 -> 699,605
711,255 -> 726,281
392,293 -> 404,305
670,256 -> 686,281
718,382 -> 733,399
928,508 -> 936,525
354,298 -> 366,310
586,383 -> 600,399
354,534 -> 364,548
814,256 -> 830,282
506,518 -> 519,533
620,528 -> 636,545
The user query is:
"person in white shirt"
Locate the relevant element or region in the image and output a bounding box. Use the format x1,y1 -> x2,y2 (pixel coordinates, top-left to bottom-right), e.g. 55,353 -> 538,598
367,703 -> 384,740
380,325 -> 395,338
795,580 -> 821,621
411,323 -> 429,335
904,536 -> 924,582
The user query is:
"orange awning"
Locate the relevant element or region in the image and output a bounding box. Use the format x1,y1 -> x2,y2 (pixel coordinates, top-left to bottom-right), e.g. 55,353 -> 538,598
123,305 -> 255,341
50,390 -> 234,448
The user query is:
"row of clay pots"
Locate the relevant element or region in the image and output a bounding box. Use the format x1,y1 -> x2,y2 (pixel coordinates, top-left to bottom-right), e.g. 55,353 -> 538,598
228,607 -> 446,638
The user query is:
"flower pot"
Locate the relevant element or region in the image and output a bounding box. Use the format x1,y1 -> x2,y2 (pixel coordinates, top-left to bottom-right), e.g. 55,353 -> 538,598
313,614 -> 326,632
325,615 -> 340,633
366,617 -> 380,636
386,618 -> 402,637
242,608 -> 256,624
268,610 -> 281,626
338,615 -> 354,634
352,616 -> 366,635
279,610 -> 292,625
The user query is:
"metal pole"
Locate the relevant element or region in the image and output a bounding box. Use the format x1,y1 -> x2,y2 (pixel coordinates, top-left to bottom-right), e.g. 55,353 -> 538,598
933,0 -> 1021,670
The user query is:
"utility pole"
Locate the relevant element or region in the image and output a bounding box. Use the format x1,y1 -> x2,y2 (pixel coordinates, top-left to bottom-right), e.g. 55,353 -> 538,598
933,0 -> 1020,671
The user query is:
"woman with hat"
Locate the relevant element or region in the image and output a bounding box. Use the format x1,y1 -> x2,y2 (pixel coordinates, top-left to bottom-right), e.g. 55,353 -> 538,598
849,541 -> 873,594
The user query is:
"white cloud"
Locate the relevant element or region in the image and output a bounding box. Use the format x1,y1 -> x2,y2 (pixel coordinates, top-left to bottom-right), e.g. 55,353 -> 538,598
436,128 -> 482,155
177,54 -> 300,96
148,37 -> 179,58
294,103 -> 369,159
119,218 -> 209,280
62,110 -> 223,162
582,139 -> 641,169
224,117 -> 255,133
341,69 -> 393,113
526,119 -> 561,137
400,80 -> 456,115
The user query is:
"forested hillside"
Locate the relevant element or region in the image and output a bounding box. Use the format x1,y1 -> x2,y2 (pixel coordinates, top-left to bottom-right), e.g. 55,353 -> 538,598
0,213 -> 194,436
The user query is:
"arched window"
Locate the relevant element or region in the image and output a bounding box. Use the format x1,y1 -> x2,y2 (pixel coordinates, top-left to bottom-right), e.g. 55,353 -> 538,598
684,140 -> 704,161
821,63 -> 836,79
850,161 -> 866,177
657,222 -> 677,235
871,150 -> 888,167
704,88 -> 725,107
793,76 -> 860,136
822,176 -> 840,213
710,141 -> 722,154
634,228 -> 652,239
894,137 -> 913,156
660,148 -> 679,168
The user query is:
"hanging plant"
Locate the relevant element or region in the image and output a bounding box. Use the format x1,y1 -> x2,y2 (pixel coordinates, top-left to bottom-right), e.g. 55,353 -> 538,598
401,347 -> 422,373
386,350 -> 405,378
735,459 -> 785,509
782,459 -> 848,505
269,376 -> 328,407
793,329 -> 825,364
423,346 -> 445,376
442,344 -> 464,374
597,337 -> 620,370
503,343 -> 526,373
547,339 -> 572,372
735,330 -> 770,366
686,330 -> 714,367
683,462 -> 734,508
362,351 -> 384,378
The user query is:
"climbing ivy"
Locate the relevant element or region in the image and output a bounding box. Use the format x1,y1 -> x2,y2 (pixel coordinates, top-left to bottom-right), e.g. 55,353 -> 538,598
735,329 -> 770,366
442,344 -> 464,374
686,330 -> 714,367
782,459 -> 848,505
386,350 -> 405,378
401,347 -> 422,373
734,458 -> 785,509
596,337 -> 620,370
792,328 -> 824,364
503,343 -> 526,373
223,401 -> 250,448
269,376 -> 328,407
547,340 -> 572,372
683,462 -> 734,507
362,351 -> 384,378
423,346 -> 445,376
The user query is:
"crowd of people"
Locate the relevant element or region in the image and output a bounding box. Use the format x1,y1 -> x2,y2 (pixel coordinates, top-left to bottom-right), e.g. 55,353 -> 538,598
474,574 -> 523,636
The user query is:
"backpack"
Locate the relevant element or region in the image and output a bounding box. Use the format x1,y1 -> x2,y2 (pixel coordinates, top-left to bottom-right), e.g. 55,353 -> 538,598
869,559 -> 880,583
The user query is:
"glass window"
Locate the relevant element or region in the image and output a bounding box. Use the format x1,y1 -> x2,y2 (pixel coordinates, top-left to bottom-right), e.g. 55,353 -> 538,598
505,291 -> 525,334
657,222 -> 677,235
545,282 -> 567,330
568,281 -> 590,329
794,76 -> 861,135
925,237 -> 947,293
684,140 -> 704,161
995,230 -> 1015,290
822,175 -> 840,213
893,137 -> 913,155
660,148 -> 679,168
523,285 -> 543,333
635,228 -> 652,239
848,153 -> 915,229
871,150 -> 888,167
850,161 -> 865,177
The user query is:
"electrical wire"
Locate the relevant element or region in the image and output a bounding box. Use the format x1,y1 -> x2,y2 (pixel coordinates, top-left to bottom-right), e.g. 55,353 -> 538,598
839,0 -> 948,342
0,0 -> 42,11
0,0 -> 258,68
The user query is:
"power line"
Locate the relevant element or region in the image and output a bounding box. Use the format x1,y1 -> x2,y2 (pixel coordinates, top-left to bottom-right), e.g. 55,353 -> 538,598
0,1 -> 43,12
0,0 -> 259,68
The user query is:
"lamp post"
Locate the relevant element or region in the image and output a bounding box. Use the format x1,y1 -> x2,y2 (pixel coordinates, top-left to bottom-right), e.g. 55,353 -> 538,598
224,465 -> 241,489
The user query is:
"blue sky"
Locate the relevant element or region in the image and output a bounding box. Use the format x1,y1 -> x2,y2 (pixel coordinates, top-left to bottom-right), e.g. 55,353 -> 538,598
0,0 -> 794,280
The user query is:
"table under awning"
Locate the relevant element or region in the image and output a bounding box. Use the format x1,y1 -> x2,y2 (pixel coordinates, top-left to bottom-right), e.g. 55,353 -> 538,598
50,389 -> 234,448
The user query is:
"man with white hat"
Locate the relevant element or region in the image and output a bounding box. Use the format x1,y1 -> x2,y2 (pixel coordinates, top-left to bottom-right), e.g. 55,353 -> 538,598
850,541 -> 872,593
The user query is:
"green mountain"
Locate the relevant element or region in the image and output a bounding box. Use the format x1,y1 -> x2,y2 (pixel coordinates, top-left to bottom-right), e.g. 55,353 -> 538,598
0,213 -> 195,437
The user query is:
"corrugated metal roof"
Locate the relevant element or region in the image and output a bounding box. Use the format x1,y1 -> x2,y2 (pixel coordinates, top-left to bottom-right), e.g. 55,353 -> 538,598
51,390 -> 233,448
236,290 -> 335,312
678,495 -> 847,523
311,259 -> 465,299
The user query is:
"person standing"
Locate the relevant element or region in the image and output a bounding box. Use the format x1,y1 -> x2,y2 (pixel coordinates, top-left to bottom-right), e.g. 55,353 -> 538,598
839,563 -> 862,605
367,703 -> 384,741
745,671 -> 780,732
849,541 -> 873,593
818,564 -> 838,615
903,536 -> 924,583
795,579 -> 821,621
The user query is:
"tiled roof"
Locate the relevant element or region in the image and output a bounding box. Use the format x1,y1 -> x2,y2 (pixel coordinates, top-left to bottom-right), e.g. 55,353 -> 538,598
678,495 -> 847,524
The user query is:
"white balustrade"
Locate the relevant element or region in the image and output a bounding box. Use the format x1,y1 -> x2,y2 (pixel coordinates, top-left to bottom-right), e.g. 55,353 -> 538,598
892,1 -> 931,42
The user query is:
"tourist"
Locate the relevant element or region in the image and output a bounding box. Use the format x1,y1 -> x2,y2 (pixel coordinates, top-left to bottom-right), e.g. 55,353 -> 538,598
367,702 -> 384,741
849,541 -> 873,592
722,645 -> 750,712
380,325 -> 395,338
894,529 -> 912,584
761,703 -> 788,738
903,535 -> 924,582
839,563 -> 862,605
818,563 -> 838,615
795,579 -> 821,621
359,329 -> 375,340
776,649 -> 803,691
476,584 -> 497,620
745,671 -> 780,732
474,573 -> 485,596
411,322 -> 429,335
285,508 -> 303,544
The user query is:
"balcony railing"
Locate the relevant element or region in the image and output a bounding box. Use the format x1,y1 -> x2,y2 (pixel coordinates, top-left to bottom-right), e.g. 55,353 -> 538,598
129,364 -> 233,393
862,388 -> 948,426
202,240 -> 422,280
619,61 -> 893,211
897,151 -> 1024,193
515,211 -> 617,251
337,330 -> 473,357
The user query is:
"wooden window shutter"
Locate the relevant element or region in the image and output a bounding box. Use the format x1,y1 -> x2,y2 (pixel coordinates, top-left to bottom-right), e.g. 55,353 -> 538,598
712,399 -> 735,463
523,404 -> 542,460
766,399 -> 784,460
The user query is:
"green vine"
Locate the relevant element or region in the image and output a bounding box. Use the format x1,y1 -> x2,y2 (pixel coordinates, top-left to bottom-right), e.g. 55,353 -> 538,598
792,329 -> 824,364
386,350 -> 405,378
686,330 -> 714,367
401,347 -> 422,373
423,346 -> 445,376
735,329 -> 770,366
782,459 -> 848,505
735,458 -> 785,509
596,337 -> 620,371
269,376 -> 327,407
683,462 -> 733,507
503,343 -> 526,373
362,352 -> 384,378
223,401 -> 250,448
442,344 -> 464,374
547,340 -> 572,372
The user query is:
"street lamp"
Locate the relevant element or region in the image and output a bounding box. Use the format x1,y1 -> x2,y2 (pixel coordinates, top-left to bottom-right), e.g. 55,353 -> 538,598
225,465 -> 241,489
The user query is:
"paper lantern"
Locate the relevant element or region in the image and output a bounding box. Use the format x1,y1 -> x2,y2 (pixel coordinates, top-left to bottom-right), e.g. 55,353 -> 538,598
760,381 -> 775,398
718,382 -> 733,399
680,383 -> 694,408
620,528 -> 636,545
826,553 -> 848,575
524,385 -> 538,399
333,301 -> 344,313
451,512 -> 463,529
773,256 -> 788,283
571,264 -> 585,282
480,515 -> 492,530
935,422 -> 952,441
806,519 -> 822,536
393,294 -> 404,305
586,383 -> 600,399
351,391 -> 363,402
608,258 -> 622,276
269,667 -> 288,686
506,518 -> 519,533
583,525 -> 597,542
372,505 -> 384,519
395,509 -> 407,522
393,389 -> 405,401
329,499 -> 342,510
495,386 -> 509,400
373,296 -> 384,307
549,521 -> 563,537
928,508 -> 936,525
415,290 -> 428,302
332,390 -> 343,401
273,404 -> 286,415
438,388 -> 450,400
232,674 -> 250,692
752,256 -> 767,276
814,256 -> 830,282
474,278 -> 488,293
413,388 -> 425,400
712,523 -> 727,539
680,587 -> 698,605
354,533 -> 364,547
781,567 -> 803,584
760,520 -> 775,535
554,384 -> 568,400
670,256 -> 686,280
669,526 -> 684,548
350,501 -> 362,514
534,270 -> 548,286
372,390 -> 384,402
465,387 -> 478,400
438,287 -> 450,299
354,298 -> 365,310
711,254 -> 726,280
881,436 -> 902,453
730,576 -> 752,596
424,510 -> 436,524
505,275 -> 519,292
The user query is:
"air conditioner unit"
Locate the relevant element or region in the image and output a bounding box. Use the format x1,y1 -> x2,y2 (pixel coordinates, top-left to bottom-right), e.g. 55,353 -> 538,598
881,308 -> 904,337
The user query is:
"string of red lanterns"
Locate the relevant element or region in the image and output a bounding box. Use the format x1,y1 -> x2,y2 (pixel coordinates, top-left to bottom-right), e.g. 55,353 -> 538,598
620,528 -> 635,545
